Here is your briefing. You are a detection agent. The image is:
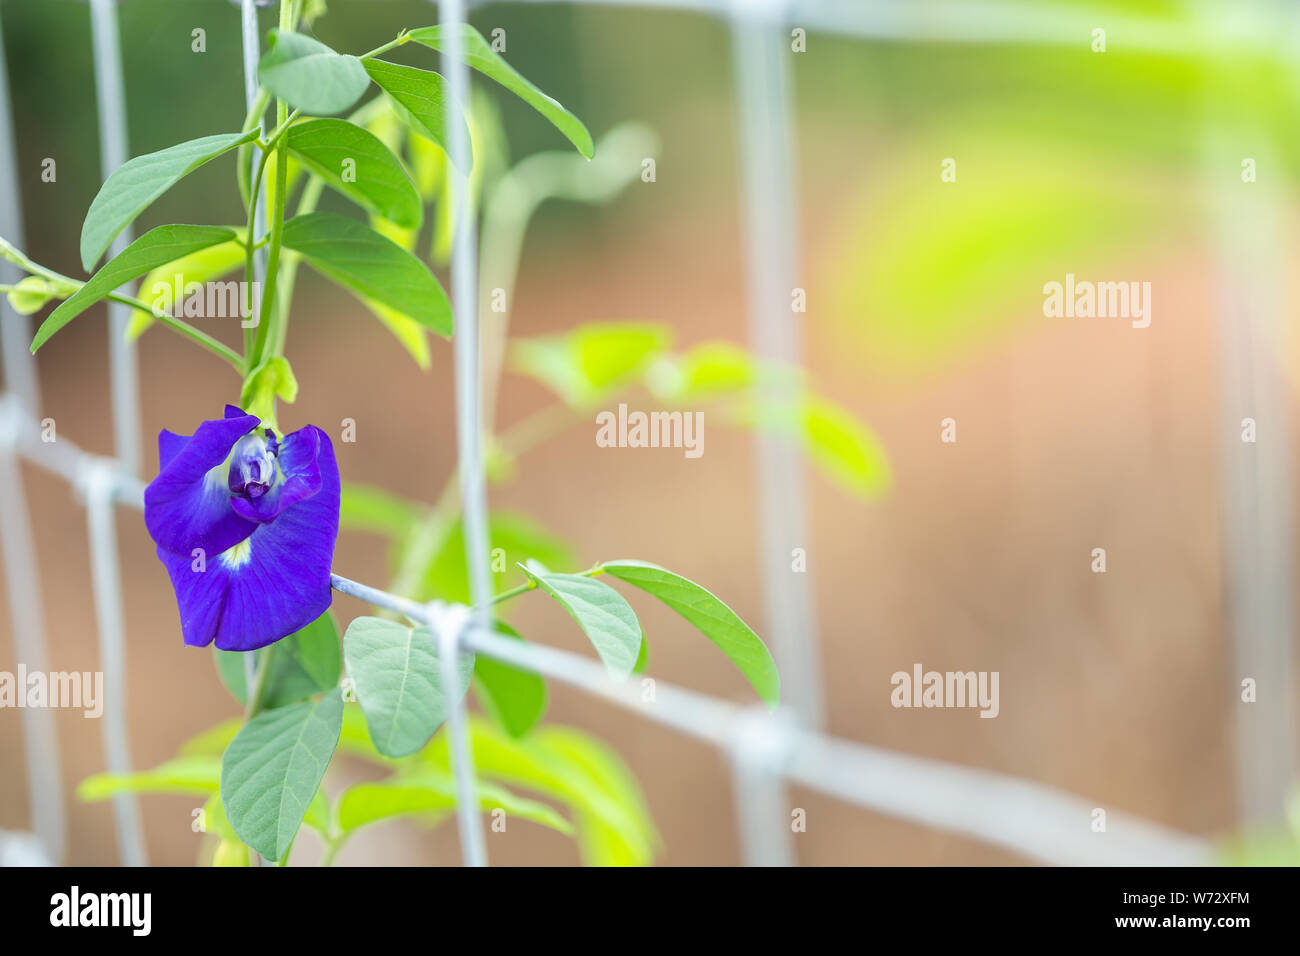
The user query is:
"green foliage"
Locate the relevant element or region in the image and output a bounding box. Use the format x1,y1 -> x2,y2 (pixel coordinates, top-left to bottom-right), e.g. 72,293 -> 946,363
821,133 -> 1186,373
422,511 -> 575,603
48,8 -> 818,869
79,131 -> 257,272
473,621 -> 547,738
281,211 -> 452,335
6,275 -> 76,315
421,718 -> 657,865
343,616 -> 474,758
335,772 -> 572,836
286,118 -> 422,228
339,482 -> 422,539
33,225 -> 238,351
79,756 -> 221,799
512,325 -> 891,499
200,793 -> 249,867
125,234 -> 246,340
521,565 -> 642,680
215,611 -> 341,710
258,30 -> 369,116
220,689 -> 344,861
601,560 -> 779,707
408,25 -> 594,158
240,355 -> 300,423
510,322 -> 671,406
363,59 -> 470,171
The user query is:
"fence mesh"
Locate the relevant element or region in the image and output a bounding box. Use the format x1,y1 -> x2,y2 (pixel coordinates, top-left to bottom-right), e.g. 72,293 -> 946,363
6,0 -> 1271,866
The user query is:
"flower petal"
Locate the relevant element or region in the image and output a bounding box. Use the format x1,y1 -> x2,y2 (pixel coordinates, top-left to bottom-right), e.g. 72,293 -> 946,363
158,428 -> 340,651
157,429 -> 189,471
145,412 -> 260,558
229,426 -> 324,524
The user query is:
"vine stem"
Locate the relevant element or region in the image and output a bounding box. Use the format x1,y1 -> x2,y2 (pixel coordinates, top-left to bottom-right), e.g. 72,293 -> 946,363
7,256 -> 244,371
487,565 -> 603,607
244,644 -> 277,720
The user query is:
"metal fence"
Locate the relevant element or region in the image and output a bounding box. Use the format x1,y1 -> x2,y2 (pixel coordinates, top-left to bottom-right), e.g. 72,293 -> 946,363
8,0 -> 1287,866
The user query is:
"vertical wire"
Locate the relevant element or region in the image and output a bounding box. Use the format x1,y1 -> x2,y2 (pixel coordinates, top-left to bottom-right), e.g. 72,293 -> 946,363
88,0 -> 140,476
728,711 -> 795,865
438,0 -> 489,868
0,11 -> 63,865
729,0 -> 824,733
1203,107 -> 1297,824
0,13 -> 40,415
241,0 -> 267,331
83,461 -> 148,866
0,404 -> 66,864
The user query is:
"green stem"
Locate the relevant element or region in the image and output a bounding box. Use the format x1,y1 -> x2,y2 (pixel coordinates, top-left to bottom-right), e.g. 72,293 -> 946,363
359,31 -> 409,61
244,645 -> 277,720
320,835 -> 345,867
106,293 -> 244,371
489,581 -> 536,606
3,250 -> 244,371
241,87 -> 272,135
487,565 -> 603,608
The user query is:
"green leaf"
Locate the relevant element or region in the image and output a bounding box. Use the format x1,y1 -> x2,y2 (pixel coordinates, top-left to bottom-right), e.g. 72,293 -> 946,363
422,718 -> 656,865
215,612 -> 342,711
258,30 -> 369,116
532,726 -> 657,866
178,718 -> 243,757
519,566 -> 641,680
343,616 -> 474,758
799,396 -> 891,499
336,771 -> 572,835
80,131 -> 256,272
6,275 -> 76,315
286,118 -> 422,229
600,560 -> 779,707
510,322 -> 671,406
633,629 -> 650,674
220,688 -> 344,862
652,341 -> 757,400
340,482 -> 422,538
35,224 -> 238,352
362,59 -> 471,172
281,211 -> 451,336
78,756 -> 221,800
473,621 -> 547,737
408,25 -> 594,158
126,234 -> 246,340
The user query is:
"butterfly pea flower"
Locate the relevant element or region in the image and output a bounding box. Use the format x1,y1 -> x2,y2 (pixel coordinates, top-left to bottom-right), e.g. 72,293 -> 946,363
144,405 -> 340,651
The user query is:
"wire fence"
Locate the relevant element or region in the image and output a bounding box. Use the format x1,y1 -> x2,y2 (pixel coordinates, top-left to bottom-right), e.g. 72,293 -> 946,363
4,0 -> 1271,866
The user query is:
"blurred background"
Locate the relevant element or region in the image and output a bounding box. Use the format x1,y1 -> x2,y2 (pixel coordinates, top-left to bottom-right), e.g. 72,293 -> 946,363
2,0 -> 1299,865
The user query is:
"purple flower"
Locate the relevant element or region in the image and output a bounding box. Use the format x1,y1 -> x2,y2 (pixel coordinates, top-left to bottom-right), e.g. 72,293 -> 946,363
144,405 -> 340,652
